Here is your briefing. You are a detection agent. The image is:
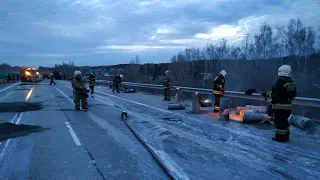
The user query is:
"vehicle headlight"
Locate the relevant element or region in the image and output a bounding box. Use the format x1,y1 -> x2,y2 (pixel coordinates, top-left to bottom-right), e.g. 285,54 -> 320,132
36,72 -> 39,75
25,71 -> 31,76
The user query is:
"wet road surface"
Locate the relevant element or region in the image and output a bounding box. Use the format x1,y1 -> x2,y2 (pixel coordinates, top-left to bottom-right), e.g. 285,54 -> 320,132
0,80 -> 319,180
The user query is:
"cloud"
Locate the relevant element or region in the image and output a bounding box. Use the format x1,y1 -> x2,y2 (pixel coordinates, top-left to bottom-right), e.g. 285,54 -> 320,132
0,0 -> 319,67
98,45 -> 185,52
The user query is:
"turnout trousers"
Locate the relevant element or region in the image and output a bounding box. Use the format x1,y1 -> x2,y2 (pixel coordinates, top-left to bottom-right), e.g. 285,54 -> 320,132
273,109 -> 291,142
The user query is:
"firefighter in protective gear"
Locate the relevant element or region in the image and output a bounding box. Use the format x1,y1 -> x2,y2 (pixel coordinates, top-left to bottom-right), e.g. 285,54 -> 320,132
72,70 -> 88,110
50,72 -> 56,85
89,73 -> 95,94
112,74 -> 123,93
162,70 -> 172,101
212,70 -> 226,112
261,65 -> 296,142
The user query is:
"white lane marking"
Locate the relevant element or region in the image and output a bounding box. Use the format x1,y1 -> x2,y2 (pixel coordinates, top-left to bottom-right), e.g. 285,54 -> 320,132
55,87 -> 73,104
57,85 -> 190,178
0,91 -> 14,102
54,87 -> 82,146
0,82 -> 20,93
25,86 -> 34,102
0,113 -> 23,160
50,94 -> 54,98
15,113 -> 23,124
10,113 -> 19,123
65,122 -> 81,146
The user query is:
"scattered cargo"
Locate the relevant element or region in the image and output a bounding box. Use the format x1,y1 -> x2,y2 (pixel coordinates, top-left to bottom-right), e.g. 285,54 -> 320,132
168,102 -> 186,110
288,114 -> 315,132
123,87 -> 137,93
240,110 -> 269,123
219,97 -> 231,120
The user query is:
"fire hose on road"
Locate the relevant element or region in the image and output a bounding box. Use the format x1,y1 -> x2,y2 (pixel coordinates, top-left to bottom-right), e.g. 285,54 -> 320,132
120,111 -> 177,180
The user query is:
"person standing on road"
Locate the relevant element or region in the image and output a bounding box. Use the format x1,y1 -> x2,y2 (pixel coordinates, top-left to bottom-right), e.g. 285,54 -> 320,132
212,70 -> 227,112
72,70 -> 88,110
112,74 -> 123,93
161,70 -> 172,101
50,72 -> 56,85
89,73 -> 96,94
262,65 -> 296,142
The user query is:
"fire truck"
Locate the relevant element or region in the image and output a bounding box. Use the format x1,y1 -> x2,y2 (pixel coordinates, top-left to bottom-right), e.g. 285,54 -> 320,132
20,67 -> 40,82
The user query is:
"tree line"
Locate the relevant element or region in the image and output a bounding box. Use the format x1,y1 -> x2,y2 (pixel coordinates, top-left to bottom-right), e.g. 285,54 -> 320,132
119,18 -> 320,98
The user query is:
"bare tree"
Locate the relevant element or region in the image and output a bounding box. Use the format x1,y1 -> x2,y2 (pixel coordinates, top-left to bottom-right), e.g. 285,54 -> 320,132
241,33 -> 251,60
135,55 -> 141,64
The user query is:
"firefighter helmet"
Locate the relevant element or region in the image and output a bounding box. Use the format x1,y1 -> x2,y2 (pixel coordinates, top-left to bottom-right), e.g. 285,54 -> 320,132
165,70 -> 169,75
278,65 -> 292,77
74,70 -> 81,77
120,74 -> 124,78
220,70 -> 227,77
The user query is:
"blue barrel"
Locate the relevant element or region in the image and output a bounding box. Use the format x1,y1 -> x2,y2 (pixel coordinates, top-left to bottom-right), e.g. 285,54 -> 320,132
219,96 -> 230,120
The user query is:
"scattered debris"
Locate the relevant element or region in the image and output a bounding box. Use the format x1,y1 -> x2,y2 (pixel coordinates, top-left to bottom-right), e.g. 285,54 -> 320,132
245,105 -> 267,114
219,97 -> 231,120
240,110 -> 269,124
288,114 -> 316,132
0,102 -> 43,112
168,102 -> 186,110
123,88 -> 137,93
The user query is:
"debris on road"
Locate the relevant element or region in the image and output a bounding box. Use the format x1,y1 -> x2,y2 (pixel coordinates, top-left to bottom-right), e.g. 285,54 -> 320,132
236,105 -> 267,115
288,114 -> 316,132
219,97 -> 230,120
168,102 -> 186,110
240,110 -> 270,123
123,87 -> 137,93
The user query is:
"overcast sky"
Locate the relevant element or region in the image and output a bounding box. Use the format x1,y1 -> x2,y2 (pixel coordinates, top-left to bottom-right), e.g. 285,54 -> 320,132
0,0 -> 319,67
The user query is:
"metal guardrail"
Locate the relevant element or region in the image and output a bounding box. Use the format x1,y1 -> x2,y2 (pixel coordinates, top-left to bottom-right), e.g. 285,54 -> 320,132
97,80 -> 320,108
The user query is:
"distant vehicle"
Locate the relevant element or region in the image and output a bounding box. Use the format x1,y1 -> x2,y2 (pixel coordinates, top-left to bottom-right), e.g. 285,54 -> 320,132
41,71 -> 50,79
20,67 -> 40,82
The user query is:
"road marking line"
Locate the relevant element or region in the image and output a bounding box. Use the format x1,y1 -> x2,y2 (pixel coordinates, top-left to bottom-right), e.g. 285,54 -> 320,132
65,122 -> 81,146
10,113 -> 19,123
15,113 -> 23,124
0,139 -> 11,160
25,86 -> 34,102
0,91 -> 14,102
0,82 -> 20,93
55,87 -> 73,104
54,87 -> 82,146
0,113 -> 23,160
50,94 -> 54,98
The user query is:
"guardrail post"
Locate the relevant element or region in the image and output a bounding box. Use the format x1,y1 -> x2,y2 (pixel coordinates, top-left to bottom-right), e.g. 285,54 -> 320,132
192,91 -> 201,113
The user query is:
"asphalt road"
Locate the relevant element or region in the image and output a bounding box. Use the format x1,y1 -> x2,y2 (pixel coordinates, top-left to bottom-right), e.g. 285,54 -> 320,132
0,80 -> 169,180
0,80 -> 320,180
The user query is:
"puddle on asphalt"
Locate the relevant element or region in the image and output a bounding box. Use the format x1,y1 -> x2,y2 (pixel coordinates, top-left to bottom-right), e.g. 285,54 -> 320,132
0,102 -> 43,112
14,88 -> 32,91
0,122 -> 46,142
